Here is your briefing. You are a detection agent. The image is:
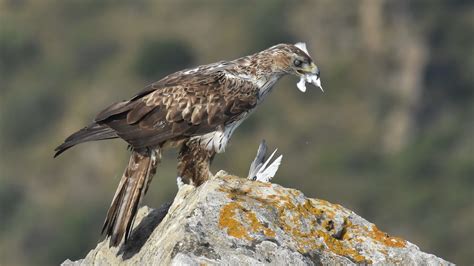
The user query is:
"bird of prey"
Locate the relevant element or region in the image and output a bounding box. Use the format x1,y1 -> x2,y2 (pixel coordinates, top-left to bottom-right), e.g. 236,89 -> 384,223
54,42 -> 322,247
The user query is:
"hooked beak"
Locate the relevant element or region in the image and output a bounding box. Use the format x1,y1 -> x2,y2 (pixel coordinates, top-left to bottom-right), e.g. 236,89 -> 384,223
296,63 -> 323,93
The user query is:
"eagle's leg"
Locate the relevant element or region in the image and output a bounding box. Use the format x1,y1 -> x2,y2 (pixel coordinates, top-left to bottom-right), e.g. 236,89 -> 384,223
177,139 -> 216,186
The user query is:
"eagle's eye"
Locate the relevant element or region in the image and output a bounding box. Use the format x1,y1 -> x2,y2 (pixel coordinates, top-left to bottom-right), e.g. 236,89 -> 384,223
293,59 -> 303,67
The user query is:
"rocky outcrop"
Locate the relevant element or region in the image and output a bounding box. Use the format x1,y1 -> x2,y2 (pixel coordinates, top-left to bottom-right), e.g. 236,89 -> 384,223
63,171 -> 451,265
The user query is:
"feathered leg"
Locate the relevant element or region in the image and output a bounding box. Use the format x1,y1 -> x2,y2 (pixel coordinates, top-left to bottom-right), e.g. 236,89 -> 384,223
102,148 -> 161,247
177,139 -> 215,186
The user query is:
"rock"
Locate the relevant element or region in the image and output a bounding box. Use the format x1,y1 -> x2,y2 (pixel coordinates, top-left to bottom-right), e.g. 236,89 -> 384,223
63,171 -> 452,265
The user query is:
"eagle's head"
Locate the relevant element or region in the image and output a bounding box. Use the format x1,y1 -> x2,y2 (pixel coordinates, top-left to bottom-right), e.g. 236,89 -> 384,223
265,42 -> 322,93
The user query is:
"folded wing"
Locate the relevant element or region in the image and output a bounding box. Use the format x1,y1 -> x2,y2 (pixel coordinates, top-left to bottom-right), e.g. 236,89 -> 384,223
94,71 -> 259,150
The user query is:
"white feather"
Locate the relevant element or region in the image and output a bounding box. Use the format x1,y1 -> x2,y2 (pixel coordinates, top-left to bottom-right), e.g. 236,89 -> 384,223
297,76 -> 307,92
247,140 -> 267,180
194,119 -> 244,153
255,153 -> 283,182
260,149 -> 277,170
296,73 -> 323,93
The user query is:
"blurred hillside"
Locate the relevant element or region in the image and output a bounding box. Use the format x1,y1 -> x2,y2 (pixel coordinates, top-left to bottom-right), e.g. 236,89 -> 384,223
0,0 -> 473,265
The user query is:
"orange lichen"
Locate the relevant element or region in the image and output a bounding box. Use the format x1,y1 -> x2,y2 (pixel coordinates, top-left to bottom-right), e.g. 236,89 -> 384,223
218,201 -> 276,240
218,202 -> 251,240
216,177 -> 407,263
259,194 -> 368,263
301,199 -> 325,218
288,188 -> 302,197
245,210 -> 276,238
369,225 -> 406,248
321,231 -> 370,264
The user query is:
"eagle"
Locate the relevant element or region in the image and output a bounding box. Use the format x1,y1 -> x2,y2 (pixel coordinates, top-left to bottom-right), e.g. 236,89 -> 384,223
54,42 -> 322,247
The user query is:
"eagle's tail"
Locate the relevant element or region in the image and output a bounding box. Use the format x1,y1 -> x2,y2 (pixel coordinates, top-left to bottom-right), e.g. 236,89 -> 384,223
102,149 -> 161,247
54,123 -> 117,157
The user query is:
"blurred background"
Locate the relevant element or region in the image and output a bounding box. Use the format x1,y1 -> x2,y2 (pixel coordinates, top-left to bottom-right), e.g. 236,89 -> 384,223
1,0 -> 473,264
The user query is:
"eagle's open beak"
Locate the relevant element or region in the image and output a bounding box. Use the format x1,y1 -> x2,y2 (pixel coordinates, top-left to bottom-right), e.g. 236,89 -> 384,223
296,63 -> 323,93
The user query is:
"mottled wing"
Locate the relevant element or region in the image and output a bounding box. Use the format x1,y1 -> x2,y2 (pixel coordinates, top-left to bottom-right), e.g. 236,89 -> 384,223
94,68 -> 258,149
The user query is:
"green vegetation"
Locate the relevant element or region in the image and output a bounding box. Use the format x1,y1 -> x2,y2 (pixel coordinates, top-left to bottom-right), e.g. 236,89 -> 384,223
0,1 -> 472,265
135,39 -> 194,79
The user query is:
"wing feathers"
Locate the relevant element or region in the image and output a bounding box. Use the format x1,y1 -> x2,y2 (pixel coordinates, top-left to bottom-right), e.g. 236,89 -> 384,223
127,102 -> 156,124
207,104 -> 220,125
54,123 -> 117,157
97,71 -> 259,149
95,101 -> 134,122
191,105 -> 205,125
165,106 -> 183,122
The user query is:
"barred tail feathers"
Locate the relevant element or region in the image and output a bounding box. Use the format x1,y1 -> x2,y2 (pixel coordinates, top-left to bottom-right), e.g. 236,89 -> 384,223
101,149 -> 160,247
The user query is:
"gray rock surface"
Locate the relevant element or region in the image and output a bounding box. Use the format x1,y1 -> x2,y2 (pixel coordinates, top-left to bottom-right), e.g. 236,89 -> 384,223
63,171 -> 452,265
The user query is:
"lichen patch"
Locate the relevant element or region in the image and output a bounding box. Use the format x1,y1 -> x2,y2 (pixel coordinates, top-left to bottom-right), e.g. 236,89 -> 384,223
218,201 -> 276,241
218,202 -> 251,240
368,225 -> 406,248
216,176 -> 408,263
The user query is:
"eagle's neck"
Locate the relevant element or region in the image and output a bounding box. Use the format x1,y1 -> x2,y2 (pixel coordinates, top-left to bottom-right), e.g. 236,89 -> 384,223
256,74 -> 281,101
229,55 -> 284,95
225,51 -> 288,102
226,70 -> 281,100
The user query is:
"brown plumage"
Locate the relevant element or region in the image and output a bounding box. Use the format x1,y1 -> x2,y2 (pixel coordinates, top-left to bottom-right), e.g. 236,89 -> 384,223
101,148 -> 160,247
177,139 -> 216,186
54,43 -> 321,247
